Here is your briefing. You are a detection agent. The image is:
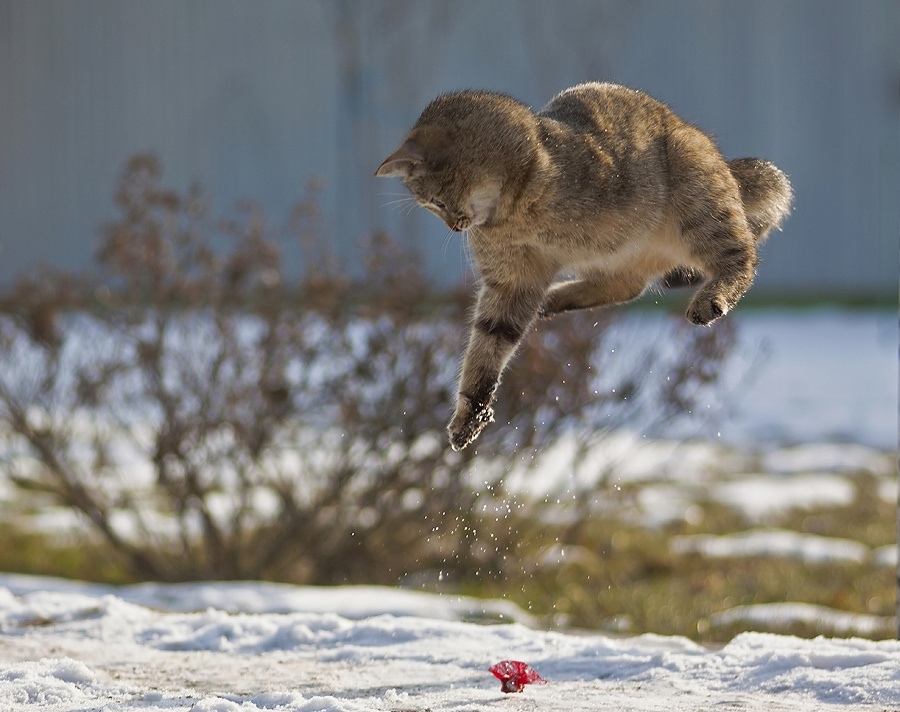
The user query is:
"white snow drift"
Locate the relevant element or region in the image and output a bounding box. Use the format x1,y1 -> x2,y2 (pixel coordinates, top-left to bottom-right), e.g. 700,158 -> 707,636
1,575 -> 899,712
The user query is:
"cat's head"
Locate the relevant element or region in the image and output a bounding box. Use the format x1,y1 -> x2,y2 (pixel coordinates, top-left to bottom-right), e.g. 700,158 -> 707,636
375,92 -> 541,232
375,128 -> 502,232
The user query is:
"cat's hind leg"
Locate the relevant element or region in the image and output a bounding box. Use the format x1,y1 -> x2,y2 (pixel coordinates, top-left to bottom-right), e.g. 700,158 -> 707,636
539,272 -> 649,318
680,212 -> 757,325
661,267 -> 704,289
667,128 -> 759,325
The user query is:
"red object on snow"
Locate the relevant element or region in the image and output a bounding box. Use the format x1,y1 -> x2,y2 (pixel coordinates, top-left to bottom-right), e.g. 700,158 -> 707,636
488,660 -> 546,693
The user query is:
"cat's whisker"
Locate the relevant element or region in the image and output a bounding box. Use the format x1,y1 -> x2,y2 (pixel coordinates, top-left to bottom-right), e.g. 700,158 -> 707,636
377,191 -> 417,202
460,231 -> 476,283
441,228 -> 456,262
380,197 -> 417,212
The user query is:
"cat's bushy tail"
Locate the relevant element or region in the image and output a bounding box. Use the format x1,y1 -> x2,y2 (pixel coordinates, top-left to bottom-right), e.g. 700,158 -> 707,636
727,157 -> 793,243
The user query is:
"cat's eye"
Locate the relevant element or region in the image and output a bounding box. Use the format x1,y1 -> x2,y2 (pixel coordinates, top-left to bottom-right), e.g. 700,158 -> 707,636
430,198 -> 446,210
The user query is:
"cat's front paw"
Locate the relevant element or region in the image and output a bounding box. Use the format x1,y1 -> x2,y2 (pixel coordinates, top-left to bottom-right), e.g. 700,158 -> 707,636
448,393 -> 495,451
686,295 -> 728,326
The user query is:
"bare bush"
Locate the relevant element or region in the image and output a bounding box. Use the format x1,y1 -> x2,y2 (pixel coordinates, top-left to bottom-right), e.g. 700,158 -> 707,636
0,154 -> 735,584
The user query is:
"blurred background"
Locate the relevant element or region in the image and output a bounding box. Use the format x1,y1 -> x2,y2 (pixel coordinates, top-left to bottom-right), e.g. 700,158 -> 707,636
0,0 -> 897,298
0,1 -> 897,642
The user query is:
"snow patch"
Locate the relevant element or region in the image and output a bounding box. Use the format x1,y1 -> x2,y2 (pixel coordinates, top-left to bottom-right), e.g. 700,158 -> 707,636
708,473 -> 856,519
0,658 -> 105,707
873,544 -> 898,568
671,529 -> 871,564
712,604 -> 894,639
762,443 -> 896,475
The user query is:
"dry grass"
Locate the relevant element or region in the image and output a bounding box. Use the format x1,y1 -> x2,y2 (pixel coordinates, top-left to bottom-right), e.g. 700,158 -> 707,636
454,471 -> 897,642
1,469 -> 894,643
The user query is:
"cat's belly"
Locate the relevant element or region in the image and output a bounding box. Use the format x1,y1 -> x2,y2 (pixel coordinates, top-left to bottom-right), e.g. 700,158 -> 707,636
543,213 -> 694,279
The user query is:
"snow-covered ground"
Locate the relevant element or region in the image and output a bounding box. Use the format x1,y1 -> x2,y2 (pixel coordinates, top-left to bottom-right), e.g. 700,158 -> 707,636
718,308 -> 896,450
1,573 -> 900,711
0,308 -> 897,710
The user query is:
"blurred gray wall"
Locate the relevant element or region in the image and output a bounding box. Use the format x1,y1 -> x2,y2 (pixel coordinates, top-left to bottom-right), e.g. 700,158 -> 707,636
0,0 -> 897,298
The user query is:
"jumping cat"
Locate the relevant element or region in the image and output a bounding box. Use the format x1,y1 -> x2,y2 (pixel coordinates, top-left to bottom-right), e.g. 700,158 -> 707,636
375,82 -> 792,451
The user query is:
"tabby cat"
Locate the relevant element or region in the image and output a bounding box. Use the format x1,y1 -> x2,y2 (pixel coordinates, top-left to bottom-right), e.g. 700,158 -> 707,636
376,82 -> 792,451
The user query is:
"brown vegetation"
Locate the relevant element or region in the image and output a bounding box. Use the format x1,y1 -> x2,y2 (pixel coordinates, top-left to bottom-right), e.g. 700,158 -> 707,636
0,155 -> 734,585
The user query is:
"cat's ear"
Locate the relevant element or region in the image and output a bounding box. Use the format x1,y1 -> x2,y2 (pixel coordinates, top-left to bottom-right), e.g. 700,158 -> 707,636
374,139 -> 423,178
